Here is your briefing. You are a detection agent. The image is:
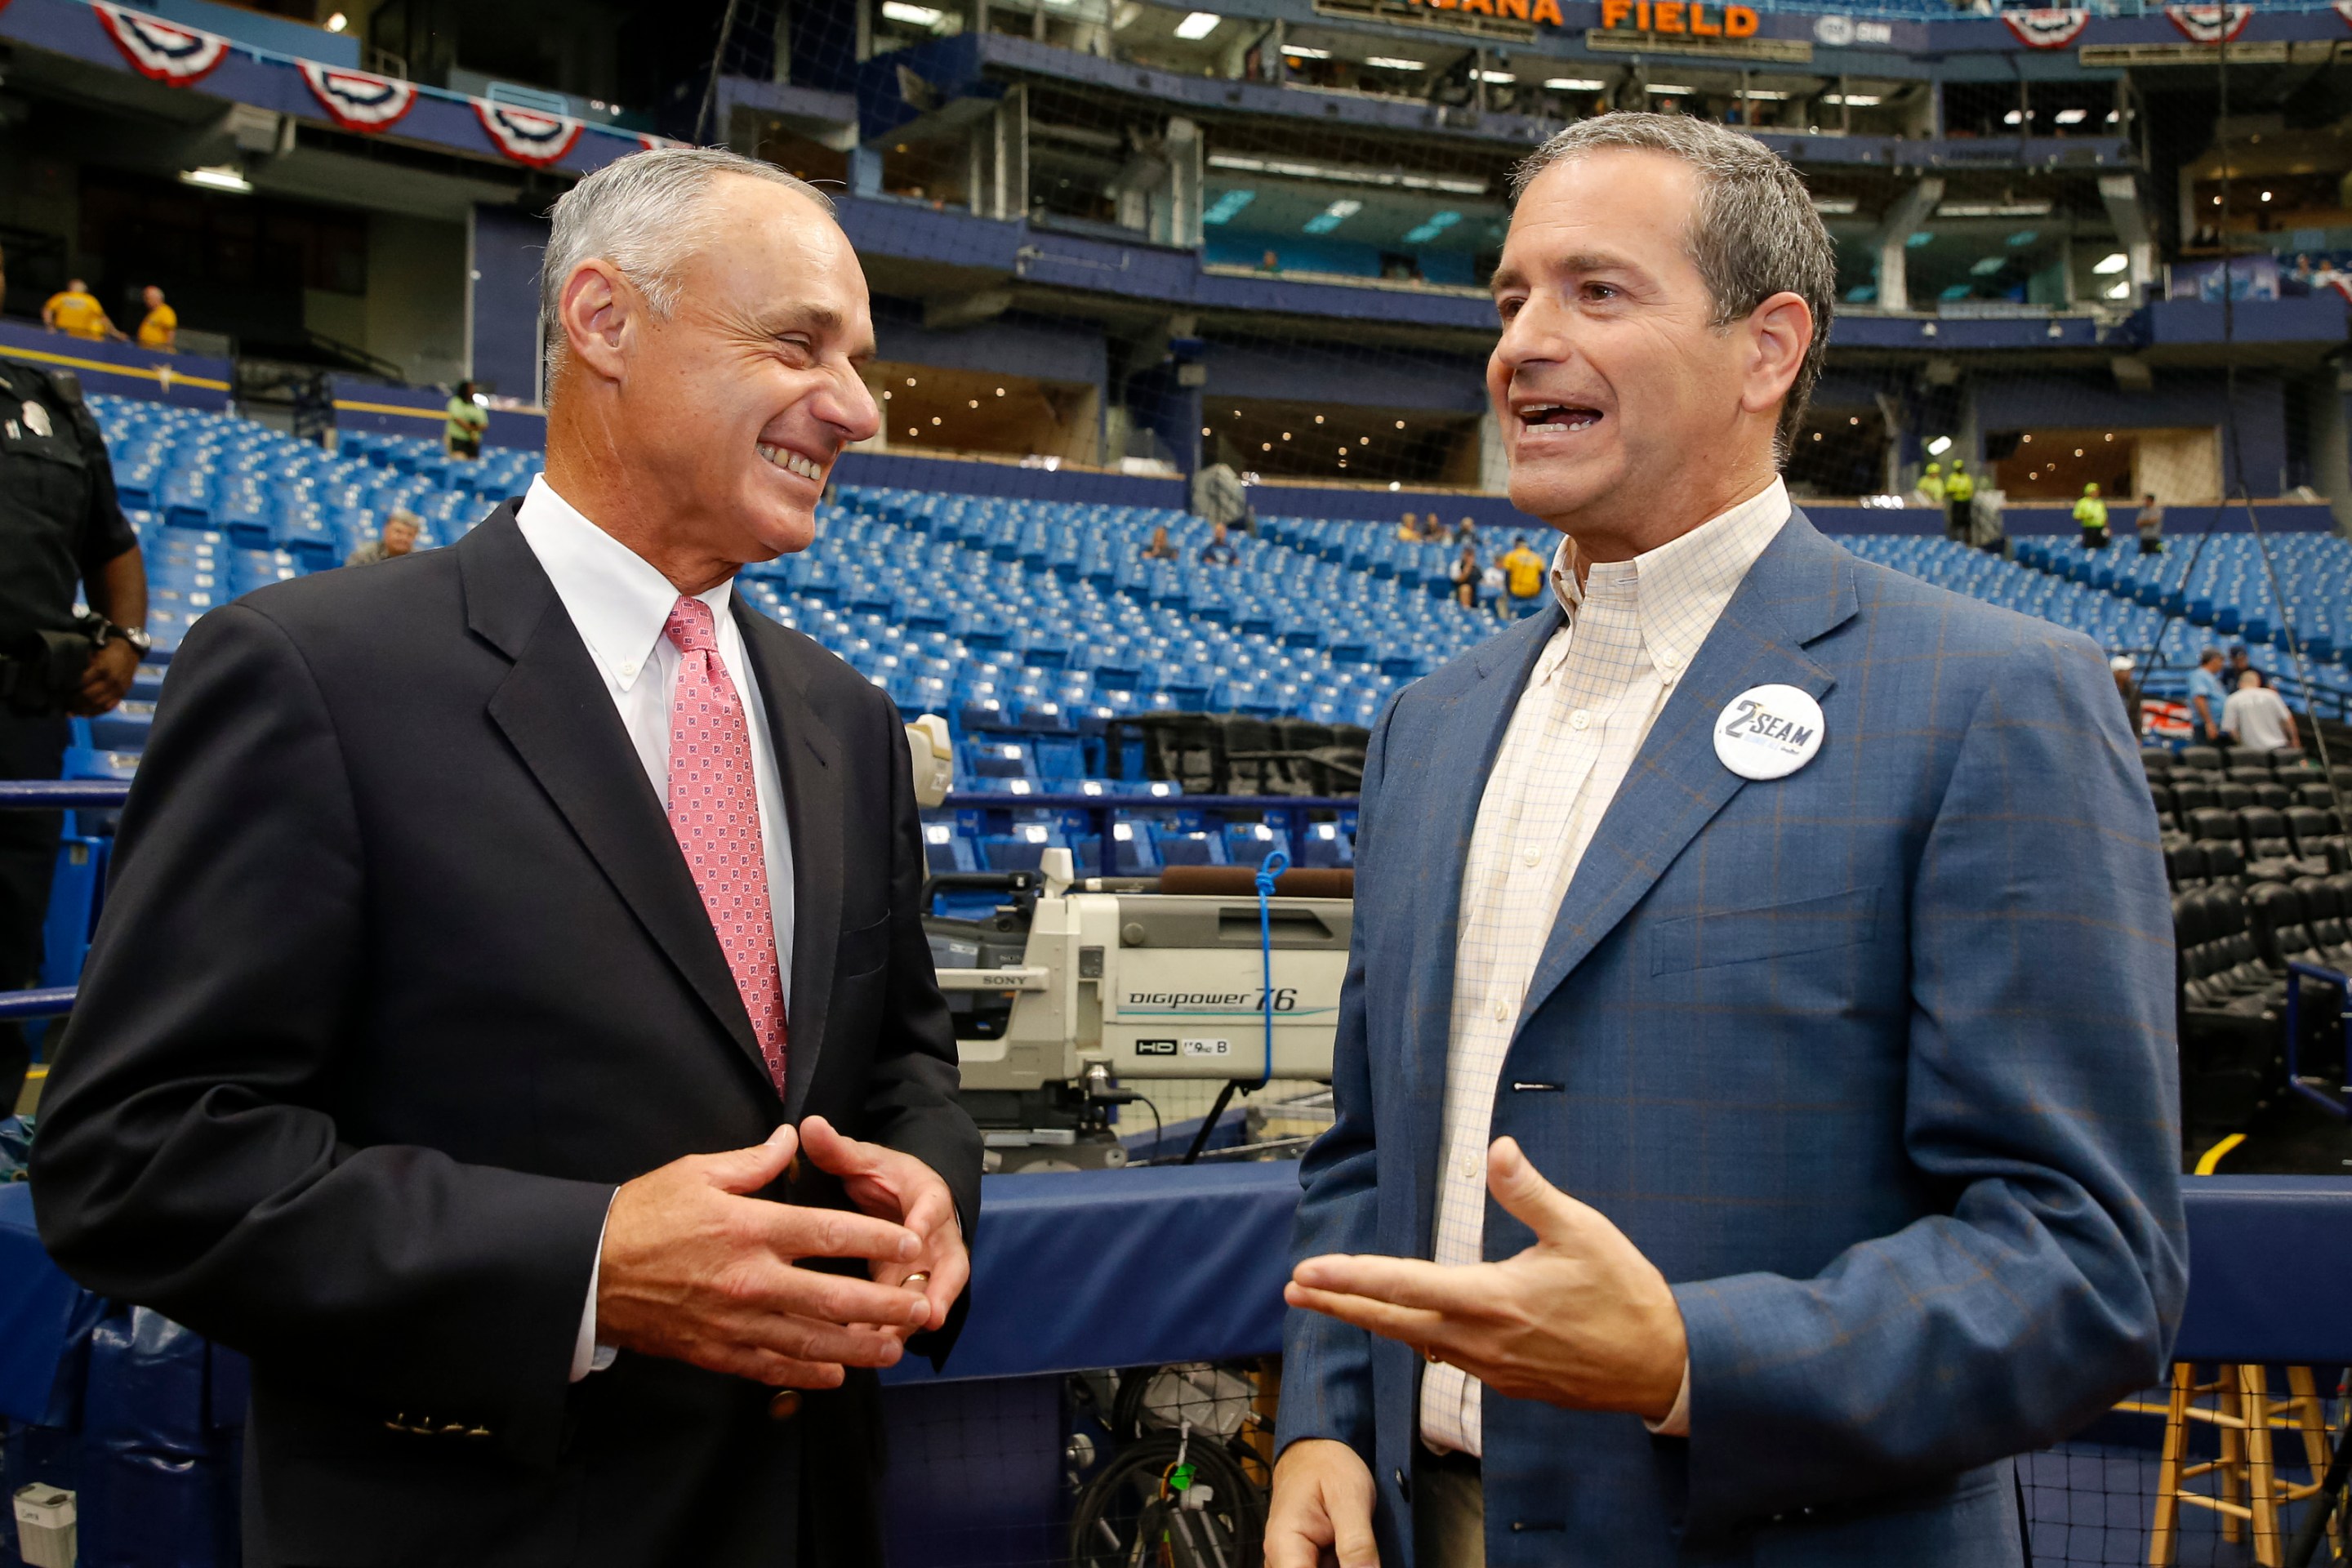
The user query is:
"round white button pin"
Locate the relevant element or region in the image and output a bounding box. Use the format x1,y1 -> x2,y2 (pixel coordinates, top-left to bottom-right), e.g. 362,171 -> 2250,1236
1713,684 -> 1826,782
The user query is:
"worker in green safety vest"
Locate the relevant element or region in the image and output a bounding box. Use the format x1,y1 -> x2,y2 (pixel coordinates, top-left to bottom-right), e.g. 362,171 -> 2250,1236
2074,482 -> 2109,550
1944,458 -> 1975,541
1918,461 -> 1946,506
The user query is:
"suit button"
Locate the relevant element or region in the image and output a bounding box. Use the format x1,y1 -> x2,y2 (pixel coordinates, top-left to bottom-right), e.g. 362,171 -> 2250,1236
768,1389 -> 803,1422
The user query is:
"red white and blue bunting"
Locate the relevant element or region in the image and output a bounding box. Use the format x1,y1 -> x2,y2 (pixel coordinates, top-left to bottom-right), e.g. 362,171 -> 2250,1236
636,133 -> 691,153
2163,4 -> 2252,43
2333,0 -> 2352,29
472,100 -> 583,168
2000,9 -> 2089,49
299,63 -> 418,133
94,2 -> 229,86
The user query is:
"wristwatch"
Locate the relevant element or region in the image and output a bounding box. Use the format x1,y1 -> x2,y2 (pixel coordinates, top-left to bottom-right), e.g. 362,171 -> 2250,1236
103,622 -> 153,657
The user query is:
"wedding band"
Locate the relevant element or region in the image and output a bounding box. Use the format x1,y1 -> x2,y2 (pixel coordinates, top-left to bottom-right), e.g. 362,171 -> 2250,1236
904,1272 -> 931,1287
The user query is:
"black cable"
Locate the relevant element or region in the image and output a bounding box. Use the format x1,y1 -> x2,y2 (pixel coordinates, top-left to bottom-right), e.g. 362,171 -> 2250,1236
2283,1417 -> 2352,1568
1182,1081 -> 1242,1165
1130,1092 -> 1165,1165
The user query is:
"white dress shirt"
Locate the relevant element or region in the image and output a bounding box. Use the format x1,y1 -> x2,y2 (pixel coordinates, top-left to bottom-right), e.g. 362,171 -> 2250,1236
1420,478 -> 1790,1456
512,476 -> 800,1380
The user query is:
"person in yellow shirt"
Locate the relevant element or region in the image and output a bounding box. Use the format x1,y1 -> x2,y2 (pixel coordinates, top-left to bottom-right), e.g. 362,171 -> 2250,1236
1917,460 -> 1944,506
42,279 -> 123,342
444,379 -> 489,459
2074,482 -> 2109,550
1499,536 -> 1547,617
136,286 -> 178,351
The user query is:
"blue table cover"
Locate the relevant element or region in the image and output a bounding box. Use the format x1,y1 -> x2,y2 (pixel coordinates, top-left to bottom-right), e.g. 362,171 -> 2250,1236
11,1166 -> 2352,1410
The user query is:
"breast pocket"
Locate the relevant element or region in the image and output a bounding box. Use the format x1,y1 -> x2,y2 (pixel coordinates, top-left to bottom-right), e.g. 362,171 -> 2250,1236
836,914 -> 890,979
1648,885 -> 1881,977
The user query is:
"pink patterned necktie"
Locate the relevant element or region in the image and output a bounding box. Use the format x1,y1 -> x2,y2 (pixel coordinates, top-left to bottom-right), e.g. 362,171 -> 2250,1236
662,595 -> 787,1093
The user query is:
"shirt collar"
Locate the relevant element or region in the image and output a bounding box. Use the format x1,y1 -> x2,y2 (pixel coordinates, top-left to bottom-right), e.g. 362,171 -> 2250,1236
514,475 -> 733,693
1544,477 -> 1792,670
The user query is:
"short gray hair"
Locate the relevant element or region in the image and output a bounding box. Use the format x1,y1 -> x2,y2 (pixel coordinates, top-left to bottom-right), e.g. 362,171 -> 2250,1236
1509,113 -> 1834,466
539,147 -> 831,399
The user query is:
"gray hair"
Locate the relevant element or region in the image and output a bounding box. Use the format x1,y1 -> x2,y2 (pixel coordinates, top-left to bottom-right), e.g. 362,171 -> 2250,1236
539,147 -> 831,399
1509,113 -> 1835,466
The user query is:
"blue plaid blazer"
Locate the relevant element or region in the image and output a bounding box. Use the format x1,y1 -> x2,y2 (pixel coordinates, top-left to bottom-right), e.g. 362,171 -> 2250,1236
1277,510 -> 2186,1566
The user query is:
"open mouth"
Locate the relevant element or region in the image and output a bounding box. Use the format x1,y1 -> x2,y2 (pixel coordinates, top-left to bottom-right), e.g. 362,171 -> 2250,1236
757,442 -> 825,483
1517,403 -> 1603,434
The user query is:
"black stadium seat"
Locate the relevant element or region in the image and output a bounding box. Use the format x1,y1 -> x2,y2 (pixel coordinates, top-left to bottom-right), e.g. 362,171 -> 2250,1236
2270,746 -> 2308,773
2187,806 -> 2242,852
2142,749 -> 2174,779
2243,807 -> 2327,880
2147,782 -> 2176,819
2228,766 -> 2274,788
2286,806 -> 2349,873
2165,841 -> 2208,889
2202,840 -> 2247,886
2179,746 -> 2225,774
2172,778 -> 2219,813
2215,782 -> 2255,810
2292,875 -> 2352,963
2254,782 -> 2293,809
2301,782 -> 2339,810
2174,887 -> 2281,1135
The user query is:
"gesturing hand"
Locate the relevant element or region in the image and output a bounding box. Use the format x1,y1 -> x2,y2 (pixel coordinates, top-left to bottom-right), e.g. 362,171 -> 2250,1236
1285,1137 -> 1687,1420
595,1124 -> 933,1389
799,1115 -> 969,1338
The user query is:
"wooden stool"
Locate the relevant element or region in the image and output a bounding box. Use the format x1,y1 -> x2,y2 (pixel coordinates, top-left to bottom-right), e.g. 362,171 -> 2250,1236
2140,1362 -> 2336,1566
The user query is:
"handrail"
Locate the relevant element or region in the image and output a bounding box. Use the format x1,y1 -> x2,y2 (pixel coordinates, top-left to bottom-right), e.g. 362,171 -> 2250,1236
0,781 -> 130,809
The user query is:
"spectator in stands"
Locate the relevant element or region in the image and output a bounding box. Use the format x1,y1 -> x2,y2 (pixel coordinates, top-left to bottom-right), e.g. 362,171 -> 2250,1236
1192,459 -> 1254,535
135,285 -> 177,352
2189,647 -> 2230,742
346,506 -> 421,566
2224,668 -> 2297,753
41,278 -> 122,342
2135,493 -> 2164,555
1141,524 -> 1181,562
1480,554 -> 1508,613
1499,534 -> 1546,615
1453,514 -> 1479,545
32,145 -> 978,1566
444,378 -> 488,459
1449,543 -> 1480,608
2228,644 -> 2265,690
1396,511 -> 1423,542
1199,521 -> 1239,568
2111,654 -> 2142,738
2074,482 -> 2109,550
0,247 -> 149,1116
1272,112 -> 2180,1568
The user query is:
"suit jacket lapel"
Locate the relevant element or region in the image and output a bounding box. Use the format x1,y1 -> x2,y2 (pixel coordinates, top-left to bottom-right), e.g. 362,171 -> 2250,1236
731,601 -> 844,1120
1510,511 -> 1859,1039
1404,604 -> 1561,1247
462,510 -> 774,1091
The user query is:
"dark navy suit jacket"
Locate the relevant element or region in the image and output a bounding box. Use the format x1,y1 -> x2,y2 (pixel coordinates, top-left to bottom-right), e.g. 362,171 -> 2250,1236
1277,510 -> 2186,1566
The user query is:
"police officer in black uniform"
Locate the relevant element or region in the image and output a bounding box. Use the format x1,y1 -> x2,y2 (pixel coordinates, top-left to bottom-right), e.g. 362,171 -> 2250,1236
0,244 -> 148,1114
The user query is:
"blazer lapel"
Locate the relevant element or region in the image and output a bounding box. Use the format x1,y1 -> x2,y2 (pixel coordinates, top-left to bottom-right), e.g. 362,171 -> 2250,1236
731,601 -> 844,1120
462,511 -> 773,1090
1403,604 -> 1561,1248
1510,511 -> 1859,1038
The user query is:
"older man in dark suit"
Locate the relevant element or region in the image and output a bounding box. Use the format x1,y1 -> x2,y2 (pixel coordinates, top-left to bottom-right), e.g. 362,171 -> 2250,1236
32,147 -> 980,1567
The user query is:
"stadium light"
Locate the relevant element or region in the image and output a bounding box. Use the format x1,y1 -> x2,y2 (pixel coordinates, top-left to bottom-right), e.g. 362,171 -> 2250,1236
1822,93 -> 1880,106
323,11 -> 347,29
1812,198 -> 1859,215
1281,44 -> 1331,58
1208,153 -> 1484,195
1174,11 -> 1221,40
2106,279 -> 2132,299
2093,252 -> 2129,274
1303,199 -> 1362,234
2053,108 -> 2087,125
880,2 -> 945,24
179,165 -> 252,194
1927,435 -> 1953,456
1365,56 -> 1427,70
1545,78 -> 1606,91
1477,70 -> 1515,84
1644,83 -> 1695,95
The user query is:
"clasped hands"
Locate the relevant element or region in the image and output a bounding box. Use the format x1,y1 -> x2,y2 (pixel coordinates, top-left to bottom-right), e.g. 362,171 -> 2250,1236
593,1115 -> 966,1389
1268,1138 -> 1686,1568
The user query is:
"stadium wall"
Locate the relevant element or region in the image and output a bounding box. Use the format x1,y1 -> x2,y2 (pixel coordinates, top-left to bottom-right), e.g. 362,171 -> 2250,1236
470,206 -> 551,406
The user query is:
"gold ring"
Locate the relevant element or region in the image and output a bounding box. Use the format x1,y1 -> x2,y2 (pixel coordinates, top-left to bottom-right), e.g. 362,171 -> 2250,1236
904,1272 -> 931,1287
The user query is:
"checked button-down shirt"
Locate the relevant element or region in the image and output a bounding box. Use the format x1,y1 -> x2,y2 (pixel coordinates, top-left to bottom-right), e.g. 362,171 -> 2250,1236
1420,477 -> 1790,1458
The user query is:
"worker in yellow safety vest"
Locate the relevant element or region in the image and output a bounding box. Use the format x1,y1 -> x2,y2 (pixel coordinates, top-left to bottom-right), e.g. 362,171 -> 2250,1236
1944,458 -> 1976,541
1918,461 -> 1945,506
2074,482 -> 2109,550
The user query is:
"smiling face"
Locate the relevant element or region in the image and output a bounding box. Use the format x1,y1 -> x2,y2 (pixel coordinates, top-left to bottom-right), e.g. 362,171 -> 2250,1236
558,175 -> 881,574
1489,150 -> 1799,559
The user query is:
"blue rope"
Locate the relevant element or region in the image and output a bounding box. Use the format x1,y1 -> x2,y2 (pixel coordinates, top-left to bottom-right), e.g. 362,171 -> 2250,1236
1255,848 -> 1290,1083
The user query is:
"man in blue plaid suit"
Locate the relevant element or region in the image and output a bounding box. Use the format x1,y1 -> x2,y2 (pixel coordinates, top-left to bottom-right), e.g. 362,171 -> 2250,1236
1267,115 -> 2185,1568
